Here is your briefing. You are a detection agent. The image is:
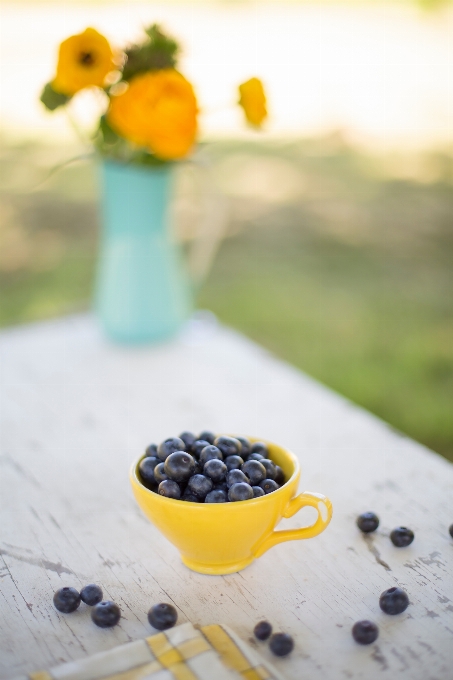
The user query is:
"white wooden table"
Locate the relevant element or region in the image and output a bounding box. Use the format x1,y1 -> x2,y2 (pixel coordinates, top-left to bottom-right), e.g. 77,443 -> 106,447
1,314 -> 452,680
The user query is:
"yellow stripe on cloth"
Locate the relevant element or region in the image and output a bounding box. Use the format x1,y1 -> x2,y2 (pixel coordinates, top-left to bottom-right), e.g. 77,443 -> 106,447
102,660 -> 164,680
177,638 -> 211,661
200,626 -> 251,674
243,667 -> 271,680
29,673 -> 53,680
166,663 -> 198,680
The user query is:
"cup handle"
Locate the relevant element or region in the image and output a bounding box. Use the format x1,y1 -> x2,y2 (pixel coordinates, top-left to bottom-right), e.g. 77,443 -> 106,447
253,491 -> 333,558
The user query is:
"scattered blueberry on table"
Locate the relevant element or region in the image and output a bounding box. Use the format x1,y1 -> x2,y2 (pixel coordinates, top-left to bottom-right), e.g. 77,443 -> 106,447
379,587 -> 409,615
352,620 -> 379,645
356,512 -> 380,533
80,584 -> 103,606
390,526 -> 415,547
148,603 -> 178,630
91,601 -> 121,628
139,433 -> 286,503
254,620 -> 272,640
53,587 -> 81,613
269,632 -> 294,657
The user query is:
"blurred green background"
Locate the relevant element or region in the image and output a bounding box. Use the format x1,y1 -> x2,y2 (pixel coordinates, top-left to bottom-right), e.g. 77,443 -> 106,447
1,137 -> 452,460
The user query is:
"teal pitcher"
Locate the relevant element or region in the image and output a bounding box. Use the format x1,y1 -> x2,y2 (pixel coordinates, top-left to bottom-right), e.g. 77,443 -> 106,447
95,159 -> 220,344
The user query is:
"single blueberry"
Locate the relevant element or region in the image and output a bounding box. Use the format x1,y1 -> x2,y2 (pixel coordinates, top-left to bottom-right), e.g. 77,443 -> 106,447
157,437 -> 185,461
205,489 -> 227,503
154,462 -> 169,485
91,601 -> 121,628
241,460 -> 266,485
390,527 -> 414,547
139,456 -> 160,486
356,512 -> 380,533
182,490 -> 201,503
145,443 -> 158,457
260,459 -> 276,480
158,480 -> 181,500
164,451 -> 195,482
236,437 -> 251,457
254,620 -> 272,640
80,584 -> 103,606
199,430 -> 216,444
269,633 -> 294,657
250,442 -> 269,457
224,455 -> 244,472
53,587 -> 81,613
228,482 -> 254,502
450,524 -> 453,539
227,469 -> 250,487
214,436 -> 242,457
274,466 -> 285,485
252,486 -> 265,498
379,587 -> 409,615
260,479 -> 279,494
188,474 -> 213,499
148,603 -> 178,630
352,620 -> 379,645
191,440 -> 211,458
204,459 -> 227,482
247,453 -> 264,462
200,445 -> 223,465
179,431 -> 197,451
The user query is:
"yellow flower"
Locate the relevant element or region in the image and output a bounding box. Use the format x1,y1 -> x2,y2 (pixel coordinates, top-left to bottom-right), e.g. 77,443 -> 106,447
238,77 -> 267,127
107,69 -> 198,160
52,28 -> 114,96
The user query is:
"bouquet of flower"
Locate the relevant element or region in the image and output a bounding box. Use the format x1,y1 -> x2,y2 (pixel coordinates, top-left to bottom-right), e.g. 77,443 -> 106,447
41,24 -> 267,165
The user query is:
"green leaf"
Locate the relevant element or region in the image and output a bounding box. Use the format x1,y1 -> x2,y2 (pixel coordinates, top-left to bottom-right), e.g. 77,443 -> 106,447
40,83 -> 70,111
122,23 -> 180,81
98,115 -> 120,145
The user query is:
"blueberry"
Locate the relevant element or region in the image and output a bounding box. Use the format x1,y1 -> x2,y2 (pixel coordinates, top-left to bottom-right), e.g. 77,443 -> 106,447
182,490 -> 201,503
356,512 -> 380,533
228,482 -> 254,502
390,527 -> 414,547
80,584 -> 103,606
91,601 -> 121,628
158,480 -> 181,500
260,459 -> 276,479
227,469 -> 250,487
214,436 -> 242,457
205,489 -> 227,503
224,455 -> 244,471
200,445 -> 223,465
53,587 -> 81,613
154,462 -> 169,484
379,587 -> 409,615
179,431 -> 197,451
204,459 -> 227,482
247,453 -> 264,462
450,524 -> 453,539
199,430 -> 216,444
250,442 -> 268,457
157,437 -> 185,461
254,620 -> 272,640
252,486 -> 265,497
352,620 -> 379,645
188,474 -> 213,499
274,466 -> 285,485
148,603 -> 178,631
214,481 -> 228,493
145,443 -> 158,457
241,460 -> 266,485
236,437 -> 251,457
269,633 -> 294,657
139,456 -> 160,486
164,451 -> 195,482
260,479 -> 279,494
191,440 -> 211,458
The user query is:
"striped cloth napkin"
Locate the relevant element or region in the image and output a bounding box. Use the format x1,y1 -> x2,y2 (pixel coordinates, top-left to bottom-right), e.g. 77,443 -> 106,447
18,623 -> 285,680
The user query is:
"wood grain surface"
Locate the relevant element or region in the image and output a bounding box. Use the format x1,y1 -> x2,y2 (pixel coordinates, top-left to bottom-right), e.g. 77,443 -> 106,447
0,315 -> 452,680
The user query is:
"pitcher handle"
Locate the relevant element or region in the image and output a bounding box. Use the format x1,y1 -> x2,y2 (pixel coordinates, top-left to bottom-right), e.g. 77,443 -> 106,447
253,491 -> 333,558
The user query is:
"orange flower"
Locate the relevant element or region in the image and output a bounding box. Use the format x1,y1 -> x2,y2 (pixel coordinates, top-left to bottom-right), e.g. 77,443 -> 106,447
238,77 -> 267,127
107,69 -> 198,160
52,28 -> 114,96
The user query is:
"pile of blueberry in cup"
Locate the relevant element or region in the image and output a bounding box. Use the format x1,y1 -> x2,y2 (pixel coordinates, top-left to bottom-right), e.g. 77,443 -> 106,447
138,431 -> 286,503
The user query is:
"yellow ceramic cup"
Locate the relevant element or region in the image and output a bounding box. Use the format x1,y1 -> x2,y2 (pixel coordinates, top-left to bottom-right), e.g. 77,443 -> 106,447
130,437 -> 333,575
